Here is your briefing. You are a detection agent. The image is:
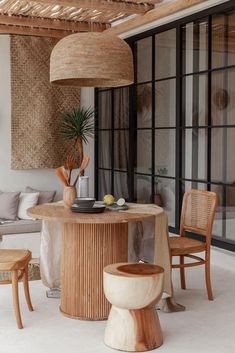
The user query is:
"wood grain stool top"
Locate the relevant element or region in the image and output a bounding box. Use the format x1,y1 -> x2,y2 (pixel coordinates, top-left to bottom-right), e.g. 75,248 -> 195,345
117,263 -> 164,276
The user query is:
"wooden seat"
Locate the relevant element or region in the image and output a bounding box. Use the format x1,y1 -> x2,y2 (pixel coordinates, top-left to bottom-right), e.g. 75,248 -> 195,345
169,189 -> 217,300
0,249 -> 34,329
169,237 -> 206,256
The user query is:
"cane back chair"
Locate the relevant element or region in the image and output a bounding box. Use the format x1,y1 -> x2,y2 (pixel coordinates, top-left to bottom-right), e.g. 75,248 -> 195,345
169,189 -> 217,300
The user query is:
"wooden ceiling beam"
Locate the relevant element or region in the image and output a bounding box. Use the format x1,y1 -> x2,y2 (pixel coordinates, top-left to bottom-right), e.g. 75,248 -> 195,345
0,14 -> 108,32
105,0 -> 209,35
0,24 -> 73,38
34,0 -> 154,15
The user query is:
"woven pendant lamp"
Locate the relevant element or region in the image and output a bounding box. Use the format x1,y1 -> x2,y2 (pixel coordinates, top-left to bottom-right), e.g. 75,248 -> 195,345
50,32 -> 134,88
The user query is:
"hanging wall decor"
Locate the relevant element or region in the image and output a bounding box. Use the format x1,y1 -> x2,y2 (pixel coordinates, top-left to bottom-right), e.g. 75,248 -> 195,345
11,35 -> 81,170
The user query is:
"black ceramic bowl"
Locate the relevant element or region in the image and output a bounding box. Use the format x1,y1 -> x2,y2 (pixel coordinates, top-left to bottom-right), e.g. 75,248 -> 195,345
74,197 -> 96,209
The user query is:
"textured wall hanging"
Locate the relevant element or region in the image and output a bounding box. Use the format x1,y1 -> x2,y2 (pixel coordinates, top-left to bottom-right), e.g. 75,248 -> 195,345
11,35 -> 80,170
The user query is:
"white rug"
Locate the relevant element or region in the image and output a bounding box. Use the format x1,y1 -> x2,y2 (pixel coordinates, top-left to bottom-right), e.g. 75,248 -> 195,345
0,265 -> 234,353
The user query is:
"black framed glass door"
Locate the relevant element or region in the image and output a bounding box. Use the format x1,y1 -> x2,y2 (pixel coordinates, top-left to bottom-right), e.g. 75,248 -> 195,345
95,0 -> 235,252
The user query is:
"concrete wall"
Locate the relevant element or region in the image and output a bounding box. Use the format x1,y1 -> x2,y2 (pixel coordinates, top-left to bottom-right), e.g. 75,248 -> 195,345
0,35 -> 95,199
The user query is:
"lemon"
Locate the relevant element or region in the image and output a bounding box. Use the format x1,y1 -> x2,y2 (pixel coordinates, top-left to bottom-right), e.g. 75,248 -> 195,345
117,198 -> 125,207
103,194 -> 115,205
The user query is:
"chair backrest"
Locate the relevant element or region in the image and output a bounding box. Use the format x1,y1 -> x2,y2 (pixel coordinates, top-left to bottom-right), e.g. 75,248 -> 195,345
180,189 -> 217,241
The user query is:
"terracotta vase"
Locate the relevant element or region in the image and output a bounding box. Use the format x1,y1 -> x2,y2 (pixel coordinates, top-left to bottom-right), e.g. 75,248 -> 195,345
63,186 -> 77,209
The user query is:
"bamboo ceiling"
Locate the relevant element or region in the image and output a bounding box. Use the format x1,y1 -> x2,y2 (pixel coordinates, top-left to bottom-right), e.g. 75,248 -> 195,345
0,0 -> 164,38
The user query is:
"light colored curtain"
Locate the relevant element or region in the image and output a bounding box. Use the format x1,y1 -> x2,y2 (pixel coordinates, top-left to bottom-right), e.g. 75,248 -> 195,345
40,221 -> 61,288
98,91 -> 112,198
114,87 -> 130,199
99,87 -> 129,200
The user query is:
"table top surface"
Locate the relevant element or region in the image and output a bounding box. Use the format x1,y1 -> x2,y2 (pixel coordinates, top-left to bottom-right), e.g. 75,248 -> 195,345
27,204 -> 154,224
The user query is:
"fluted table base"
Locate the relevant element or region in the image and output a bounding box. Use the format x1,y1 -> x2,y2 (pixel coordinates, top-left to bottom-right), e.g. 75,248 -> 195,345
60,222 -> 128,320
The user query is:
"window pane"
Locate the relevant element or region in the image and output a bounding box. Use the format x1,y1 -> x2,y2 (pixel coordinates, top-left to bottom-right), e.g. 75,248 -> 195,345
211,127 -> 235,183
114,87 -> 129,129
211,184 -> 223,238
183,181 -> 207,194
135,174 -> 151,203
211,128 -> 224,182
114,131 -> 129,171
98,90 -> 112,129
226,186 -> 235,242
114,172 -> 129,201
98,170 -> 111,200
183,74 -> 208,126
98,131 -> 112,169
136,37 -> 152,83
226,128 -> 235,183
155,79 -> 176,127
211,13 -> 235,68
227,69 -> 235,125
156,178 -> 175,227
137,84 -> 152,128
182,19 -> 208,74
211,69 -> 234,126
228,11 -> 235,66
155,29 -> 176,80
155,130 -> 175,177
136,130 -> 152,174
212,15 -> 226,69
183,128 -> 207,180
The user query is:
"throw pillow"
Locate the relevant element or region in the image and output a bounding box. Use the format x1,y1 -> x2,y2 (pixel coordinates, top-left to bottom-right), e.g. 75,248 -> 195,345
0,191 -> 20,220
25,187 -> 56,204
18,192 -> 39,220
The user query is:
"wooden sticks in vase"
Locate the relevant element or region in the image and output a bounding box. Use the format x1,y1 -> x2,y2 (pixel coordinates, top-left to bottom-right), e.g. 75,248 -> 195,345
55,154 -> 90,187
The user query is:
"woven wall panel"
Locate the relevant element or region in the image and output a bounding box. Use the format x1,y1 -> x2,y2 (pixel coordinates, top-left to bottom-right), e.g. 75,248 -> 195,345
11,35 -> 80,170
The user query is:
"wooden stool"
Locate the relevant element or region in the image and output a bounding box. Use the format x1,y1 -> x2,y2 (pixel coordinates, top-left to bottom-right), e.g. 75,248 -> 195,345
103,263 -> 164,352
0,249 -> 33,329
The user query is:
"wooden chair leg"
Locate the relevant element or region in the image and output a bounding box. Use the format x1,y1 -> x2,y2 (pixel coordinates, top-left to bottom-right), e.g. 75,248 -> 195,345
205,260 -> 213,301
180,256 -> 186,290
11,270 -> 23,329
23,264 -> 33,311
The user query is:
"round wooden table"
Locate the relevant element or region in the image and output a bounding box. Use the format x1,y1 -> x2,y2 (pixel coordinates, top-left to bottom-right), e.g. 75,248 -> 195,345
28,204 -> 152,321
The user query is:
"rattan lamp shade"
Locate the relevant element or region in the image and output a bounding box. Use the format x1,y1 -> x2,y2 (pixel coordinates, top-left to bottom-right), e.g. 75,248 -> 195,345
50,33 -> 134,88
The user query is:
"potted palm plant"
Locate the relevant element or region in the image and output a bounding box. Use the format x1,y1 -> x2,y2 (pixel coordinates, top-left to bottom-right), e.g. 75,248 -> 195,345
60,106 -> 95,168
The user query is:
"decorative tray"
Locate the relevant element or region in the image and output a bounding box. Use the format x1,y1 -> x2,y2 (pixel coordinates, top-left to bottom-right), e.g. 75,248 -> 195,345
71,204 -> 106,214
105,203 -> 129,211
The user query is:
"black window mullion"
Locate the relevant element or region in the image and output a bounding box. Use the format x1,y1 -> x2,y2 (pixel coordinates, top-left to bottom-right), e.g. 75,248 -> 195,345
151,35 -> 155,203
222,13 -> 229,239
128,83 -> 136,202
132,42 -> 138,202
176,24 -> 183,231
94,88 -> 99,199
207,15 -> 212,192
111,89 -> 115,195
181,62 -> 235,78
192,22 -> 200,188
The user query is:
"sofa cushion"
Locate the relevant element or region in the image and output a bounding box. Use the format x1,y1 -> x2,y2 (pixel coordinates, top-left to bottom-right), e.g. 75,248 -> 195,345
25,187 -> 56,204
0,192 -> 20,220
0,219 -> 42,235
18,192 -> 39,220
